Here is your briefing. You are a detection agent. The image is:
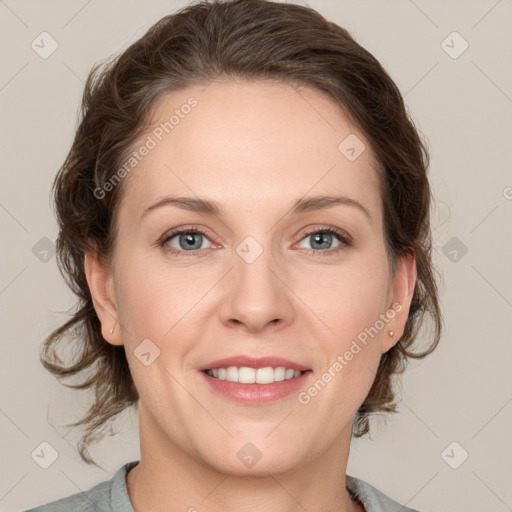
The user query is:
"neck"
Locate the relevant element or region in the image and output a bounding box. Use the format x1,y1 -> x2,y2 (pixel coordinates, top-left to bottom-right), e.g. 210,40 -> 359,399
126,406 -> 364,512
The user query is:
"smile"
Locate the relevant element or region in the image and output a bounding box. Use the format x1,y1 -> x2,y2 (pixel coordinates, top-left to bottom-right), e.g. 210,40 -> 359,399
204,366 -> 303,384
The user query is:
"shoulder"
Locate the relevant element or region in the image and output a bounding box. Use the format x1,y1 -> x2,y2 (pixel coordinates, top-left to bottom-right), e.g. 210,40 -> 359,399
346,475 -> 424,512
22,461 -> 139,512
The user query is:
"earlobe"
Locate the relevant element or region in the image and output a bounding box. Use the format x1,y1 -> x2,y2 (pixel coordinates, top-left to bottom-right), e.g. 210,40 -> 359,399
84,250 -> 123,346
383,251 -> 417,353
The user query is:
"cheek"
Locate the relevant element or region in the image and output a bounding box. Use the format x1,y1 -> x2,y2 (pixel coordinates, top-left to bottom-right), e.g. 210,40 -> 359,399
302,257 -> 390,411
114,254 -> 201,340
299,267 -> 389,428
312,260 -> 391,344
114,239 -> 391,348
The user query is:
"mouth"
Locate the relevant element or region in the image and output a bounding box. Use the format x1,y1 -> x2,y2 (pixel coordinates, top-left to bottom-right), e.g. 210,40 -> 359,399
198,356 -> 312,403
203,366 -> 307,384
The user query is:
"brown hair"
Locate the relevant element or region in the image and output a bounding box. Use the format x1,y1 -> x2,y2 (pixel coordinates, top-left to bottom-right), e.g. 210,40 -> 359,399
42,0 -> 442,466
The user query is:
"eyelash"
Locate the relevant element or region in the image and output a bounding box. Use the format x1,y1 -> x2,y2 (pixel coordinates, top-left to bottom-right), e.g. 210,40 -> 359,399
159,225 -> 352,258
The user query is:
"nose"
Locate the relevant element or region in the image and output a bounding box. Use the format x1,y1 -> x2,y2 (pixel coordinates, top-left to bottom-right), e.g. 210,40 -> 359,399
218,245 -> 295,334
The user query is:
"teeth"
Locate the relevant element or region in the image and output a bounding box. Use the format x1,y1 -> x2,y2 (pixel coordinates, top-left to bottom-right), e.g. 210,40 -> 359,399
239,366 -> 255,384
274,367 -> 286,381
226,366 -> 238,382
205,366 -> 304,384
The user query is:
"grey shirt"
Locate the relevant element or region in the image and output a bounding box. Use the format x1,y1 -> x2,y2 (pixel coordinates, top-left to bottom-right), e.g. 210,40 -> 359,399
23,460 -> 422,512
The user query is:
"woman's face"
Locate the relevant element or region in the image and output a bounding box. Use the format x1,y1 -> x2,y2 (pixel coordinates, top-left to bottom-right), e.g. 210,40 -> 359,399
88,79 -> 415,475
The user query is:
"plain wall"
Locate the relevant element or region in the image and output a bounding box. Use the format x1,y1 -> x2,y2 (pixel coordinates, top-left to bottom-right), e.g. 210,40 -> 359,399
1,1 -> 511,511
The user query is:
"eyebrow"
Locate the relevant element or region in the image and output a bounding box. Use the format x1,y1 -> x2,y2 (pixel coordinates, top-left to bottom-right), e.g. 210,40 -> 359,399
141,194 -> 373,225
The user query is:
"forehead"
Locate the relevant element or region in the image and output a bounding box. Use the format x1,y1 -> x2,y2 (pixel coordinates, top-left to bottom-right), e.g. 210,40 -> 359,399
119,79 -> 383,224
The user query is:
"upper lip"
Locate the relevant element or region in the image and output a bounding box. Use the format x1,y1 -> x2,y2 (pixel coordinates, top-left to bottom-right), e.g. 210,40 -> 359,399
199,356 -> 310,372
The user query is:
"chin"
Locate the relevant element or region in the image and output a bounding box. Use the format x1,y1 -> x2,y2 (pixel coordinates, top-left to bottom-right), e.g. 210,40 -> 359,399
195,438 -> 307,478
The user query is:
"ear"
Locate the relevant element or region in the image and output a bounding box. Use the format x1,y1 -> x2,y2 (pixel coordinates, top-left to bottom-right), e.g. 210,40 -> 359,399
84,250 -> 123,346
382,250 -> 417,353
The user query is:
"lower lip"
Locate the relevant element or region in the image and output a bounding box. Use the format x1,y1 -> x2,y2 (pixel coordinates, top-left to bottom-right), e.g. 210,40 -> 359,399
200,370 -> 312,404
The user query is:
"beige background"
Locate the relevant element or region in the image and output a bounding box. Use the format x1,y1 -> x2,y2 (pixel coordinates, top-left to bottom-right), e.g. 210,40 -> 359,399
1,1 -> 511,511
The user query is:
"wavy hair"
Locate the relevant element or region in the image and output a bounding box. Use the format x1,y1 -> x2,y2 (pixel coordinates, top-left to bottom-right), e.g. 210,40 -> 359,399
41,0 -> 443,465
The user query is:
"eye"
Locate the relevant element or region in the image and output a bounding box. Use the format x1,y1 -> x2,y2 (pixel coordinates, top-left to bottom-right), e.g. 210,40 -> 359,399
159,225 -> 352,257
160,227 -> 214,256
296,227 -> 352,255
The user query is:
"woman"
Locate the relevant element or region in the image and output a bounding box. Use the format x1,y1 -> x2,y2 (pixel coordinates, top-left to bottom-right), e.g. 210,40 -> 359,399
26,0 -> 441,510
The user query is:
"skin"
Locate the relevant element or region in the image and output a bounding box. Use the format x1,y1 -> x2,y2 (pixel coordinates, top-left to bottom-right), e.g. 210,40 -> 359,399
85,79 -> 416,512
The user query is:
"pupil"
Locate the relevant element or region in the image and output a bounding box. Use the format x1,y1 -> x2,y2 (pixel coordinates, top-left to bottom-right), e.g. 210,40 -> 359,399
312,233 -> 331,249
181,233 -> 201,249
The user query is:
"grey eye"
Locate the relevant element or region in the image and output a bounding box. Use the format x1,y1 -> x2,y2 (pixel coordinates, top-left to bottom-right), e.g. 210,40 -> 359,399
166,231 -> 212,251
